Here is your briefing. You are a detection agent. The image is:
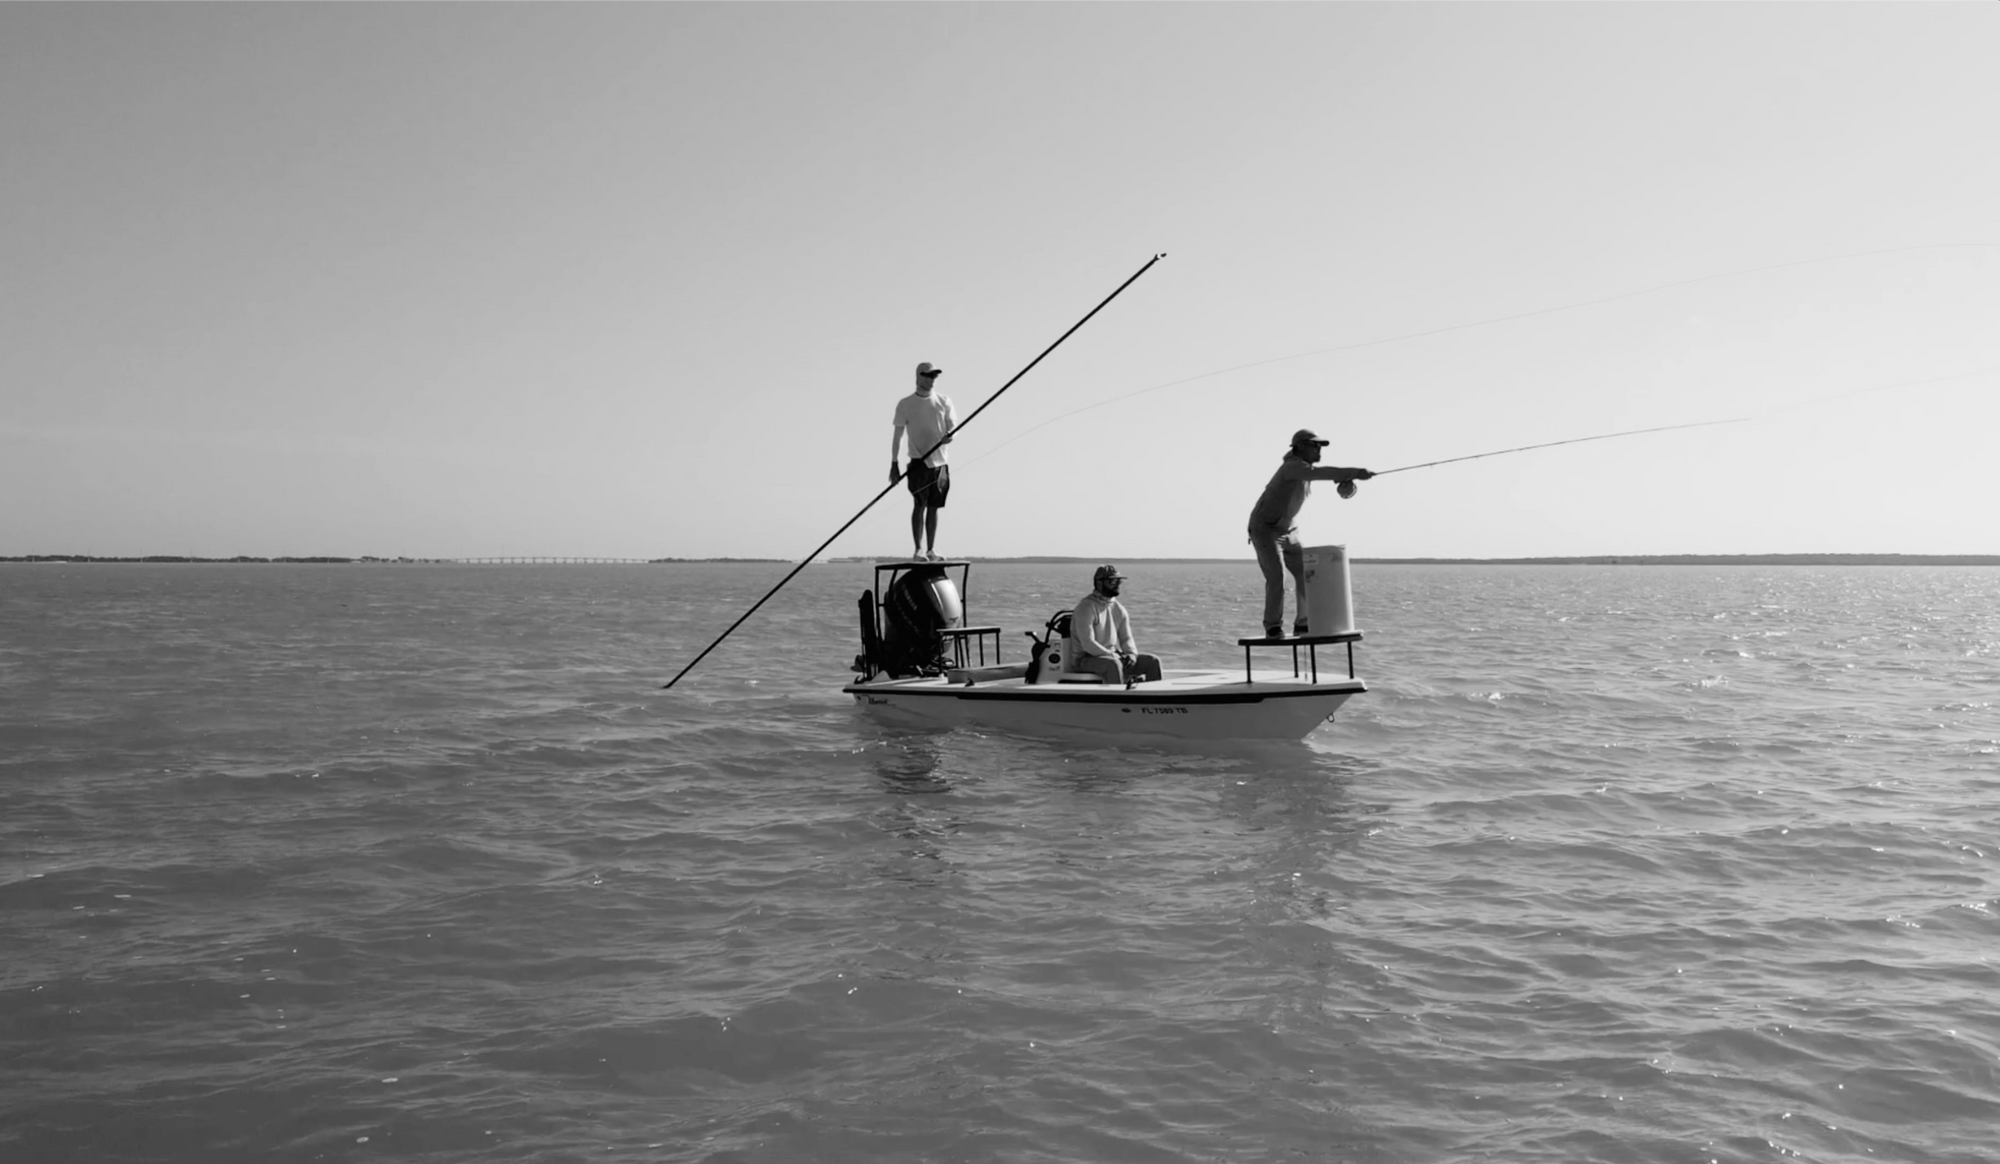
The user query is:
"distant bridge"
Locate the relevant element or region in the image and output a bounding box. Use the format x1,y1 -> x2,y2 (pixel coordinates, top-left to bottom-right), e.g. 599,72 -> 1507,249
449,556 -> 656,565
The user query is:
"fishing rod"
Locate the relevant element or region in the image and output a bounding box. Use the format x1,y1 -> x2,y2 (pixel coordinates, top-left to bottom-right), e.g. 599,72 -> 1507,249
1372,417 -> 1748,476
1369,363 -> 1998,477
662,253 -> 1168,690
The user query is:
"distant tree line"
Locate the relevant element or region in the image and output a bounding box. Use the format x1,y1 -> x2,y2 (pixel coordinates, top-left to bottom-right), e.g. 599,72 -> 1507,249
1363,554 -> 2000,566
6,553 -> 1993,566
0,555 -> 790,564
0,555 -> 429,564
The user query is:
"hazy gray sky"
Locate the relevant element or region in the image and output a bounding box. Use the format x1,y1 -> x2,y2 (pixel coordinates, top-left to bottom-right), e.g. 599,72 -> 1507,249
5,4 -> 1996,559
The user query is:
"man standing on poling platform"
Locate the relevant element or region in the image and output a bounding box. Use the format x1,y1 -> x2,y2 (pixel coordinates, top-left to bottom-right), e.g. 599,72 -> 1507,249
1246,428 -> 1373,638
890,361 -> 955,561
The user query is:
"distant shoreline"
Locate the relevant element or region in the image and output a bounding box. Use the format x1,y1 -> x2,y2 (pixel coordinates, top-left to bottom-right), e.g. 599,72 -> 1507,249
832,554 -> 2000,566
0,555 -> 786,565
10,553 -> 1995,567
1368,554 -> 2000,566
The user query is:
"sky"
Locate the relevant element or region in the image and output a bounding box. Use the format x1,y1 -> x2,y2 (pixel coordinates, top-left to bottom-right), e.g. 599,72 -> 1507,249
4,3 -> 1997,561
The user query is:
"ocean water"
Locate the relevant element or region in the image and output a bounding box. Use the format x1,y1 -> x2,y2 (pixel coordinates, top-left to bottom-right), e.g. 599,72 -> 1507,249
3,561 -> 1997,1164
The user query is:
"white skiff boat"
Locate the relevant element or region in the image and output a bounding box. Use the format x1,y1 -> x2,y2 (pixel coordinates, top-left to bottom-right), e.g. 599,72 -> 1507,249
841,560 -> 1365,742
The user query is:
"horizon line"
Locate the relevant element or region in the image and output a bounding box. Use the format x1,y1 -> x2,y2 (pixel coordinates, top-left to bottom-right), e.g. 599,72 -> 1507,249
6,552 -> 2000,567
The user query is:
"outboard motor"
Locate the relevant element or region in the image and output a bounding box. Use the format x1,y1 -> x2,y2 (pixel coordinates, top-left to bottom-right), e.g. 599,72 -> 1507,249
878,565 -> 961,677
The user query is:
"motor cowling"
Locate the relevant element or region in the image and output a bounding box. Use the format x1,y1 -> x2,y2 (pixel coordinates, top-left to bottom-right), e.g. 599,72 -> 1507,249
878,566 -> 960,676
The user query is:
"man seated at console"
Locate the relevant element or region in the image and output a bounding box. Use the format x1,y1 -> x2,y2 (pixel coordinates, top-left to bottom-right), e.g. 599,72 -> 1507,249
1066,564 -> 1163,687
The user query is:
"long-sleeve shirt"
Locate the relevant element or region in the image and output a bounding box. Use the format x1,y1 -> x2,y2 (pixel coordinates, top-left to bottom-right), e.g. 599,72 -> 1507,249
1067,591 -> 1137,660
1247,455 -> 1356,531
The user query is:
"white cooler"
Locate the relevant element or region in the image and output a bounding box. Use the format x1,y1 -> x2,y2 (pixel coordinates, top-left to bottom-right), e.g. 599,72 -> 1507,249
1302,544 -> 1356,636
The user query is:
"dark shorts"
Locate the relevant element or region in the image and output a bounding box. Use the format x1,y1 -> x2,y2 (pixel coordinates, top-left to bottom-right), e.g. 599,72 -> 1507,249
906,461 -> 950,508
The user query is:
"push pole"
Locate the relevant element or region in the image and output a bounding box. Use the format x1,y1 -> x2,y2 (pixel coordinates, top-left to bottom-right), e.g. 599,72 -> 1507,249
662,253 -> 1167,689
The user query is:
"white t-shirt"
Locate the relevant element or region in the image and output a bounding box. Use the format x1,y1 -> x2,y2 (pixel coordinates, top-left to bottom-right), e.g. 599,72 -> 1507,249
893,392 -> 956,467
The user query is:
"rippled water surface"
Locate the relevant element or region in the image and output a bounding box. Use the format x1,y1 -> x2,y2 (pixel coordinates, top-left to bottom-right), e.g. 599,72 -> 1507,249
4,562 -> 1998,1163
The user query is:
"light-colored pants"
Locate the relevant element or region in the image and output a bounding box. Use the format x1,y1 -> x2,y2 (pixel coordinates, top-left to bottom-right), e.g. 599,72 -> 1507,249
1248,524 -> 1305,633
1075,651 -> 1161,686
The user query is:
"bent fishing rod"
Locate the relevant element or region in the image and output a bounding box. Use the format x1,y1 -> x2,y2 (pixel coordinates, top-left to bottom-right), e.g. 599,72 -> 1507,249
662,252 -> 1168,690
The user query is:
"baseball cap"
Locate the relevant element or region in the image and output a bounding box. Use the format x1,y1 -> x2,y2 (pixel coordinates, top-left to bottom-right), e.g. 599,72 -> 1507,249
916,362 -> 943,378
1291,428 -> 1330,447
1093,564 -> 1124,585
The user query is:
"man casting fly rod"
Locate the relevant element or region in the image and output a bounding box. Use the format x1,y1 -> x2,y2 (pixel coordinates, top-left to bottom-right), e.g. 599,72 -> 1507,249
1246,427 -> 1374,639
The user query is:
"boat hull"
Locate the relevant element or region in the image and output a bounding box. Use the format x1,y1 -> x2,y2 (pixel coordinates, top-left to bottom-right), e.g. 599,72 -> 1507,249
842,668 -> 1363,742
